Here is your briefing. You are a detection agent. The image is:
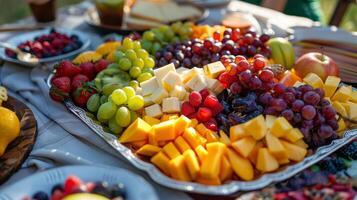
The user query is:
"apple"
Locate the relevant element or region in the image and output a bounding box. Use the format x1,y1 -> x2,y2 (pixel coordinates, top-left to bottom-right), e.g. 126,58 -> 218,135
294,52 -> 339,81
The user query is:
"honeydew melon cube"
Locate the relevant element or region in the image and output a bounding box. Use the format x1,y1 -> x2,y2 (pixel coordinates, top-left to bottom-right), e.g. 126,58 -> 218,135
181,67 -> 204,84
169,85 -> 187,101
119,118 -> 151,143
323,76 -> 341,97
185,75 -> 207,92
143,95 -> 154,107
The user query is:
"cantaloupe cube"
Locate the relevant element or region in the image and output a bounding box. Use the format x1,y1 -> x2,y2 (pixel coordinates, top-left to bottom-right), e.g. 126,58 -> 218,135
303,73 -> 323,89
169,155 -> 191,181
153,120 -> 176,141
196,176 -> 221,185
174,136 -> 191,153
195,145 -> 208,163
143,116 -> 161,126
231,137 -> 256,158
148,130 -> 158,146
248,142 -> 264,165
227,148 -> 254,181
283,128 -> 304,143
183,127 -> 206,149
337,118 -> 346,134
162,142 -> 181,159
200,142 -> 225,178
265,115 -> 277,129
183,149 -> 200,180
219,130 -> 231,145
151,152 -> 171,175
205,131 -> 219,143
136,144 -> 162,156
324,76 -> 341,97
190,118 -> 199,127
271,117 -> 293,137
256,148 -> 279,172
219,156 -> 233,182
243,115 -> 267,140
230,124 -> 249,142
281,140 -> 307,162
174,115 -> 191,136
294,139 -> 309,149
332,86 -> 352,102
196,123 -> 211,136
332,101 -> 348,118
131,140 -> 147,149
265,132 -> 286,158
119,118 -> 151,143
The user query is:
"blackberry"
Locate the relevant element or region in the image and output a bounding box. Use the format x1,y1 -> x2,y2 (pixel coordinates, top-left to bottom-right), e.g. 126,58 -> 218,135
338,141 -> 357,160
32,191 -> 48,200
331,157 -> 347,171
318,158 -> 338,174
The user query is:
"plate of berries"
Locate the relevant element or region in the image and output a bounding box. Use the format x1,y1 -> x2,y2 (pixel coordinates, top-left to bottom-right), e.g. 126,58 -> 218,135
0,28 -> 91,67
0,165 -> 158,200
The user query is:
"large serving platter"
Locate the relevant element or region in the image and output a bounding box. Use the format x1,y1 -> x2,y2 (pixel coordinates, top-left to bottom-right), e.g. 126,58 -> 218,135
47,74 -> 357,195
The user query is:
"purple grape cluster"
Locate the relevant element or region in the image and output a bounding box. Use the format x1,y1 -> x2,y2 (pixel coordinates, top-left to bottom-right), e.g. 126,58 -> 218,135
154,29 -> 271,68
258,83 -> 339,148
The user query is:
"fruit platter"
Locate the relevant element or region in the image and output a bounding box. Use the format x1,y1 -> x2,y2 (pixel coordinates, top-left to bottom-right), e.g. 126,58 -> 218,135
47,22 -> 357,194
0,28 -> 91,67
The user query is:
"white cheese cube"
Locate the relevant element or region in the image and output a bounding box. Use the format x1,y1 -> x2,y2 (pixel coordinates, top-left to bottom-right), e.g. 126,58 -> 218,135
151,87 -> 169,104
176,67 -> 190,75
144,95 -> 154,106
204,61 -> 226,78
162,97 -> 181,113
185,74 -> 207,92
144,104 -> 163,118
170,85 -> 187,101
161,71 -> 183,91
154,63 -> 176,86
212,81 -> 225,95
140,77 -> 159,96
181,67 -> 204,84
135,87 -> 142,96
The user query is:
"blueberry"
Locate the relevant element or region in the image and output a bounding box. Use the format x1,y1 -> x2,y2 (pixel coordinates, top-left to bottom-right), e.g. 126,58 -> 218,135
51,184 -> 63,194
49,28 -> 56,33
75,40 -> 83,48
32,191 -> 48,200
70,34 -> 79,41
62,45 -> 74,53
92,182 -> 111,198
110,183 -> 126,198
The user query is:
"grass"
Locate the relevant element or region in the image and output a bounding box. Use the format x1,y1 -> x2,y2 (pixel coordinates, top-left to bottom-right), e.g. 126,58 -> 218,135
0,0 -> 356,32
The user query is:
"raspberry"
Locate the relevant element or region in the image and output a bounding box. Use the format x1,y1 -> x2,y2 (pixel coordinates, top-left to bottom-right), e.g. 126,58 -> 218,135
64,175 -> 83,194
204,118 -> 218,131
189,91 -> 202,107
203,95 -> 220,108
197,107 -> 213,122
199,88 -> 210,100
181,102 -> 195,116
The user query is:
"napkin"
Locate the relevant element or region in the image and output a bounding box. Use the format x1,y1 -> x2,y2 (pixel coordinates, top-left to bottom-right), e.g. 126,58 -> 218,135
0,63 -> 191,200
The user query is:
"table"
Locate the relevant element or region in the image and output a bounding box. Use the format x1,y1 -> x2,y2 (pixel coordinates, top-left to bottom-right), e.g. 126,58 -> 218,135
0,1 -> 314,199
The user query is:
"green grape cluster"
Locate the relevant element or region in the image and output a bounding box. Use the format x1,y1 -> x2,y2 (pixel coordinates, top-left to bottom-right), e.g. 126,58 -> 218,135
86,86 -> 144,135
140,21 -> 194,54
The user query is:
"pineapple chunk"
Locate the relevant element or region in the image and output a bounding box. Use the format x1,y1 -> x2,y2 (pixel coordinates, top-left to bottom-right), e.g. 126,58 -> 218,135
332,86 -> 352,102
119,118 -> 151,143
227,148 -> 254,181
351,91 -> 357,103
265,115 -> 277,129
337,118 -> 346,134
205,131 -> 219,143
219,130 -> 230,145
243,115 -> 267,140
230,124 -> 249,142
283,128 -> 304,143
265,132 -> 286,158
136,144 -> 162,156
271,117 -> 293,137
219,156 -> 233,182
151,152 -> 171,175
256,148 -> 279,172
294,139 -> 309,149
332,101 -> 348,118
248,142 -> 264,165
281,140 -> 307,162
231,137 -> 256,158
324,76 -> 341,97
303,73 -> 323,89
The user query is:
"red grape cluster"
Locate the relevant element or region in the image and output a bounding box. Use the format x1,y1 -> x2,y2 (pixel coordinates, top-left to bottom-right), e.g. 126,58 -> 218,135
154,29 -> 271,68
259,83 -> 339,148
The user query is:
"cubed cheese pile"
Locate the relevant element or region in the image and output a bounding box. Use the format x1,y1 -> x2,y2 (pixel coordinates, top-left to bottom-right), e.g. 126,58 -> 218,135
118,114 -> 308,184
140,62 -> 225,119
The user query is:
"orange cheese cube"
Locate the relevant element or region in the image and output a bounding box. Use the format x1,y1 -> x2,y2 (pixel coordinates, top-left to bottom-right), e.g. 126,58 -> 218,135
151,152 -> 171,175
200,142 -> 225,178
231,136 -> 256,158
153,120 -> 176,142
174,136 -> 191,153
265,132 -> 286,158
190,118 -> 199,127
136,144 -> 162,156
256,148 -> 279,172
219,130 -> 231,145
230,124 -> 249,142
281,140 -> 307,162
183,149 -> 200,180
183,127 -> 206,148
119,118 -> 151,143
169,155 -> 191,181
174,115 -> 191,136
196,176 -> 221,185
143,116 -> 160,126
270,117 -> 293,137
227,148 -> 254,181
162,142 -> 181,159
194,145 -> 208,163
283,128 -> 304,143
332,86 -> 352,102
219,156 -> 233,182
243,115 -> 267,140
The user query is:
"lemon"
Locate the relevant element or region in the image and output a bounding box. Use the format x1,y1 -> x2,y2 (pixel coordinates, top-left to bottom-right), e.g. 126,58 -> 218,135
95,41 -> 121,56
63,193 -> 109,200
0,107 -> 20,156
72,51 -> 102,64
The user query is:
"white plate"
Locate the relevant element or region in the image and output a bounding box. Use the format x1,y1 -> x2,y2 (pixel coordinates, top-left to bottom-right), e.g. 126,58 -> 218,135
0,28 -> 91,67
0,165 -> 158,200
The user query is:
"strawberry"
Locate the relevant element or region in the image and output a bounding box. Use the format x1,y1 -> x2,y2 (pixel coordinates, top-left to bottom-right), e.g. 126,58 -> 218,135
79,62 -> 95,80
71,74 -> 89,92
54,60 -> 81,78
64,175 -> 83,194
72,83 -> 97,108
94,59 -> 110,73
49,77 -> 71,102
